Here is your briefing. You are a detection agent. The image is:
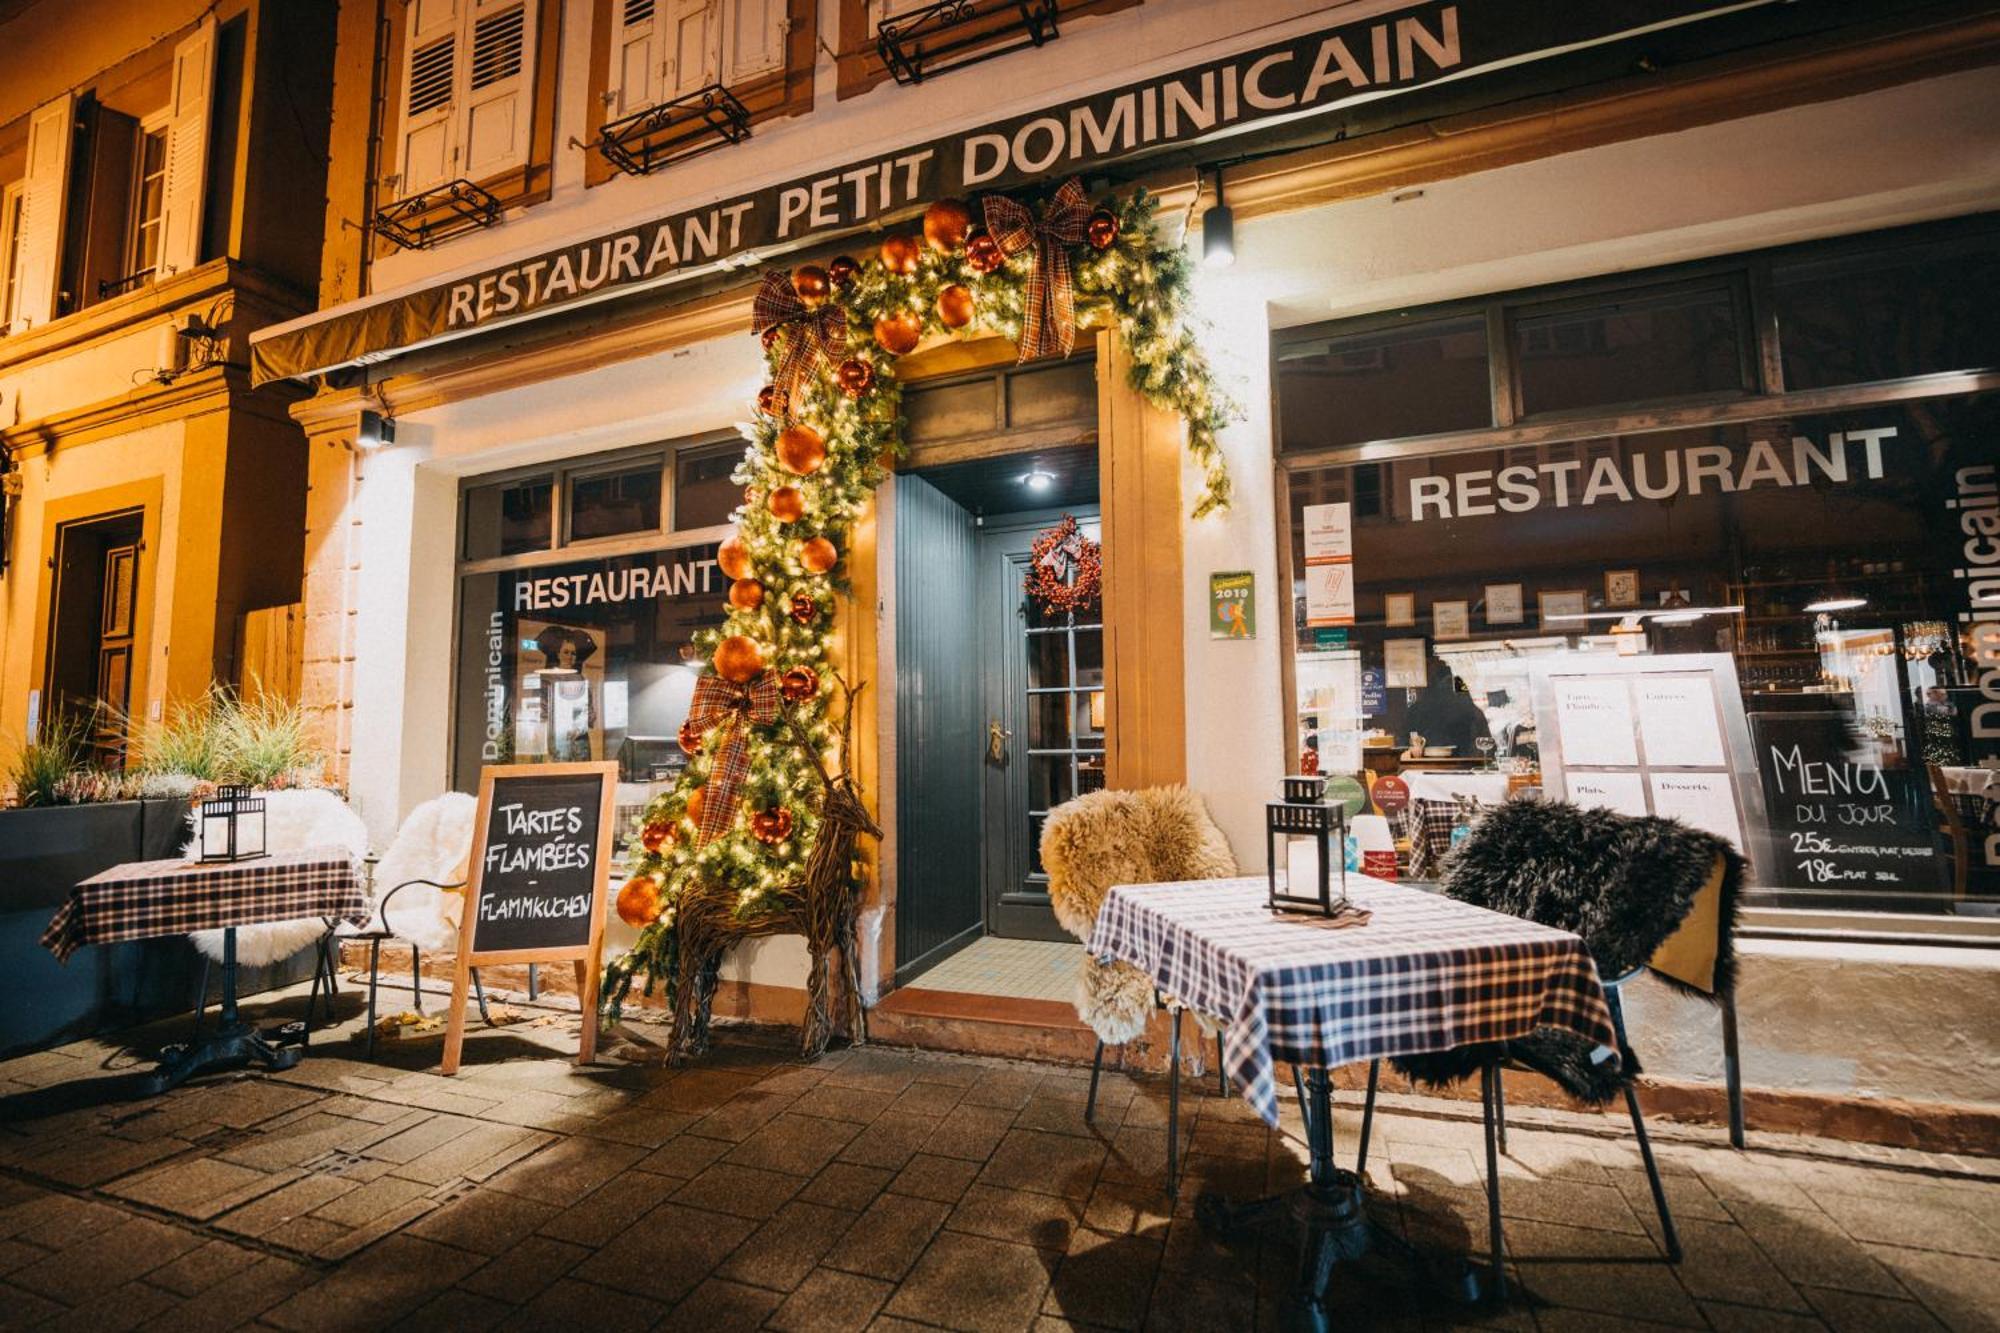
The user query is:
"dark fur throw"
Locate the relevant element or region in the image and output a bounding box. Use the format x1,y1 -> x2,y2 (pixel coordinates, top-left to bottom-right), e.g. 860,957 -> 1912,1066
1391,800 -> 1744,1104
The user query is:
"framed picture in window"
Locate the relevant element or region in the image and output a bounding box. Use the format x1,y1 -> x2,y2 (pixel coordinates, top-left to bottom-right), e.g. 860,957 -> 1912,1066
1484,583 -> 1524,625
1539,589 -> 1589,629
1383,592 -> 1416,628
1433,599 -> 1470,641
1605,568 -> 1640,606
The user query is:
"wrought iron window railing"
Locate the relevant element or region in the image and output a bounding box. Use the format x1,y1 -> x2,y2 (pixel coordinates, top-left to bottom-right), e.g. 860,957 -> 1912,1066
877,0 -> 1060,87
372,178 -> 504,252
595,83 -> 753,178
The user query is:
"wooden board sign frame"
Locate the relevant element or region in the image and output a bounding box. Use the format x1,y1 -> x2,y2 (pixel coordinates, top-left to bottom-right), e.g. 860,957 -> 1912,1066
442,761 -> 619,1075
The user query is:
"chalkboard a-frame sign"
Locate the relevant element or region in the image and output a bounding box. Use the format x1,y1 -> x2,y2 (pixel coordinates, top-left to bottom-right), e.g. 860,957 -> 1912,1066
442,761 -> 618,1075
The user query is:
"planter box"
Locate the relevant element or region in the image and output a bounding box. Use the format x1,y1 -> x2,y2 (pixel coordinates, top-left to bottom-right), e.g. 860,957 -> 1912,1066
0,800 -> 315,1059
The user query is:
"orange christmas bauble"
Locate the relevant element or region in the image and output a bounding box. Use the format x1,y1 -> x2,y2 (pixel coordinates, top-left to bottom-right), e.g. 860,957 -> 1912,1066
776,424 -> 827,476
756,383 -> 786,417
799,537 -> 839,575
879,234 -> 922,275
836,358 -> 875,398
1087,208 -> 1119,251
760,326 -> 781,351
966,231 -> 1004,274
923,198 -> 973,252
789,592 -> 818,624
827,255 -> 859,287
615,875 -> 663,927
713,634 -> 765,683
936,284 -> 975,329
874,311 -> 921,356
727,578 -> 765,611
639,820 -> 673,854
780,665 -> 820,702
792,265 -> 831,306
685,787 -> 705,827
751,806 -> 794,845
718,534 -> 754,580
768,486 -> 806,522
677,720 -> 703,754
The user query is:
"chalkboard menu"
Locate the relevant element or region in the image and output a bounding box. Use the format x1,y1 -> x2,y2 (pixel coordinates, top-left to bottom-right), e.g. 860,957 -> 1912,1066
1750,711 -> 1941,893
444,761 -> 617,1074
469,770 -> 611,954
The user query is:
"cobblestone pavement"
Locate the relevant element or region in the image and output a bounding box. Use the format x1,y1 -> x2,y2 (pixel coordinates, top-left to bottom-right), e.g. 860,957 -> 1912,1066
0,982 -> 1994,1332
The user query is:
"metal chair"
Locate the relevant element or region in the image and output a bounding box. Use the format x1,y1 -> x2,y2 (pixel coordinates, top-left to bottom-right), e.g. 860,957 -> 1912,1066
1083,998 -> 1229,1206
334,876 -> 492,1057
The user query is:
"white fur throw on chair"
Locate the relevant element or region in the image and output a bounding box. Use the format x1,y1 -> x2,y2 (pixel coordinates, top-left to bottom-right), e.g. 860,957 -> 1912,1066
1040,786 -> 1237,1044
366,792 -> 477,954
189,788 -> 370,967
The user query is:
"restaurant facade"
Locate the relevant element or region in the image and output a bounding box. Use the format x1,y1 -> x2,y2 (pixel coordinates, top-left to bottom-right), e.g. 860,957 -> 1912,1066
253,0 -> 2000,1133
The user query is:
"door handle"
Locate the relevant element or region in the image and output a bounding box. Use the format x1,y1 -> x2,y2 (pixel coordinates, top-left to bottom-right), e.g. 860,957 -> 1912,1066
987,720 -> 1012,765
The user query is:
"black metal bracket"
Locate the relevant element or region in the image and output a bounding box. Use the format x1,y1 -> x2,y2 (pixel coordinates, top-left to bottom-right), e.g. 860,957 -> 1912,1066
596,83 -> 752,177
877,0 -> 1059,87
372,178 -> 505,252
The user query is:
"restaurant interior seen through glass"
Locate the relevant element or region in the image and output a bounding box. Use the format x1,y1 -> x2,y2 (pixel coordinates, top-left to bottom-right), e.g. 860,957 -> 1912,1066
1277,216 -> 2000,915
453,438 -> 740,853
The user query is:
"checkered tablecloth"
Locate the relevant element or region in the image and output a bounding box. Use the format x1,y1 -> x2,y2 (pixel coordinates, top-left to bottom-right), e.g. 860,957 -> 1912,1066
1086,876 -> 1618,1125
42,846 -> 368,963
1401,799 -> 1461,881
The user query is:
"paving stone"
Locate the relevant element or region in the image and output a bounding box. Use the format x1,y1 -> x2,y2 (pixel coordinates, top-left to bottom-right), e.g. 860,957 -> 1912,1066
1080,1176 -> 1172,1236
839,1112 -> 948,1171
717,1200 -> 859,1292
724,1112 -> 863,1176
387,1286 -> 511,1332
824,1192 -> 952,1282
0,1279 -> 70,1327
0,1191 -> 127,1248
406,1188 -> 558,1255
792,1083 -> 901,1125
889,1080 -> 969,1118
9,1214 -> 205,1305
639,1068 -> 764,1115
660,1276 -> 785,1331
960,1069 -> 1043,1112
1143,1270 -> 1259,1333
146,1238 -> 266,1297
979,1129 -> 1106,1201
0,1237 -> 45,1278
1723,1201 -> 1909,1297
577,1104 -> 697,1149
1698,1302 -> 1836,1331
636,1131 -> 732,1179
571,1201 -> 754,1303
1041,1225 -> 1161,1330
687,1089 -> 800,1144
108,1157 -> 286,1221
882,1230 -> 1054,1331
457,1235 -> 589,1305
1800,1285 -> 1948,1332
670,1161 -> 803,1219
496,1277 -> 667,1333
801,1162 -> 895,1212
1669,1216 -> 1812,1312
823,1052 -> 924,1097
384,1121 -> 542,1187
535,1169 -> 665,1248
307,1174 -> 434,1228
28,1133 -> 187,1189
888,1153 -> 982,1204
142,1254 -> 316,1333
947,1184 -> 1084,1250
1814,1190 -> 2000,1260
214,1174 -> 358,1239
1859,1242 -> 2000,1333
1516,1256 -> 1706,1327
36,1277 -> 183,1333
769,1267 -> 893,1333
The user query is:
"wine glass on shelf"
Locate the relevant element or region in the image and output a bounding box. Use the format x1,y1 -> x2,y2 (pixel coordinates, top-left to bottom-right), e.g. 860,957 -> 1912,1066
1475,735 -> 1495,769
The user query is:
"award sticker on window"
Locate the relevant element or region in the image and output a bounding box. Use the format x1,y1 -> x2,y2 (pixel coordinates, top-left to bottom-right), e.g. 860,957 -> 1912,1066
1210,571 -> 1255,639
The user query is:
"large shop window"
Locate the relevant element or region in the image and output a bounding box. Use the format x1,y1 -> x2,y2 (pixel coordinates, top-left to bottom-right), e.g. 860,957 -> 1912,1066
452,443 -> 733,851
1277,219 -> 2000,916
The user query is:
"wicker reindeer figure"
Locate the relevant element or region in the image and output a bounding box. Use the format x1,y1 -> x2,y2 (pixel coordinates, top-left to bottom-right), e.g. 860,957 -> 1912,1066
667,687 -> 880,1062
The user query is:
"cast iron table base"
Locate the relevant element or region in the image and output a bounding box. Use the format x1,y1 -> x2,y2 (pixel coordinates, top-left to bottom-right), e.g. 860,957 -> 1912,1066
1195,1066 -> 1492,1330
140,927 -> 304,1097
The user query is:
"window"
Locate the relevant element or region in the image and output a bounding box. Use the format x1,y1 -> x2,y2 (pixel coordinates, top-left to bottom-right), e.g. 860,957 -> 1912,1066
1277,315 -> 1491,450
396,0 -> 539,199
0,182 -> 24,332
1273,219 -> 2000,918
606,0 -> 787,119
126,121 -> 169,288
453,439 -> 738,845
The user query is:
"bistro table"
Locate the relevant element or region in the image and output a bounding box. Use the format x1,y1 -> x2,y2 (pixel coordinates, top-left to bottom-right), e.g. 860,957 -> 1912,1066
1087,875 -> 1618,1325
42,846 -> 369,1096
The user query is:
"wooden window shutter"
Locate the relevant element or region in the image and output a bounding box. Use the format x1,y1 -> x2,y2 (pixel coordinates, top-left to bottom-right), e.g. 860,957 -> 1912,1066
156,16 -> 215,277
398,0 -> 462,197
14,93 -> 75,329
608,0 -> 663,119
722,0 -> 786,87
461,0 -> 536,182
662,0 -> 718,102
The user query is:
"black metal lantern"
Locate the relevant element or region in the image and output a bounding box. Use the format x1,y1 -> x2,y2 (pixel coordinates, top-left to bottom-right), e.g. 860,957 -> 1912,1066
197,784 -> 267,863
1267,775 -> 1347,917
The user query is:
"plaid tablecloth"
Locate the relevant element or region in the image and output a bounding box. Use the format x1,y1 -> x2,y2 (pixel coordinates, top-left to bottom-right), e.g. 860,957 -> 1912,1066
42,846 -> 368,963
1401,799 -> 1461,881
1087,876 -> 1618,1125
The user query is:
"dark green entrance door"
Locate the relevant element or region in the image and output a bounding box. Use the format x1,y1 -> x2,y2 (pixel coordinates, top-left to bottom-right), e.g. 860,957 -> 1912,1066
979,510 -> 1104,941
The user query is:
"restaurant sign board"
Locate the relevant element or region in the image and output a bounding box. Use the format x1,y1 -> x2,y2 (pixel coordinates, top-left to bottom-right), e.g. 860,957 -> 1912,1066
251,0 -> 1770,385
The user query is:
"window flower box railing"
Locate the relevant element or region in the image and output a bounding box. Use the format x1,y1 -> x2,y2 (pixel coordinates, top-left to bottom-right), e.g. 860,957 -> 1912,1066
595,82 -> 753,178
877,0 -> 1061,87
372,178 -> 505,252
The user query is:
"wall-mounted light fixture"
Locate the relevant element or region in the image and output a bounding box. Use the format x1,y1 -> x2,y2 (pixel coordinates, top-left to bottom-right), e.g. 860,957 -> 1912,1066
356,409 -> 396,449
1202,170 -> 1235,269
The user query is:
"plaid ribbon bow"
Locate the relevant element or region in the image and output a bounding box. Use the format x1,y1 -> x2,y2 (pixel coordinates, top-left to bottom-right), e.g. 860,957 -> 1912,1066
686,670 -> 783,843
752,270 -> 849,405
982,177 -> 1094,362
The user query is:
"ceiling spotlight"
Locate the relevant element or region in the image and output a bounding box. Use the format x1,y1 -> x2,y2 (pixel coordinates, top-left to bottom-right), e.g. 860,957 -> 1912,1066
1202,170 -> 1234,269
1804,596 -> 1867,613
1021,466 -> 1055,492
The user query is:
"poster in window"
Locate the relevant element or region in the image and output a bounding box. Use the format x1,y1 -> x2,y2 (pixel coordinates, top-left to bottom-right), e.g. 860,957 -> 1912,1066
1567,769 -> 1649,818
1539,588 -> 1589,629
1635,675 -> 1727,768
1483,583 -> 1523,625
1550,675 -> 1639,767
1648,771 -> 1745,849
1384,638 -> 1427,689
1383,592 -> 1416,628
1305,560 -> 1354,628
1605,568 -> 1640,606
519,621 -> 606,763
1432,599 -> 1470,641
1301,502 -> 1352,560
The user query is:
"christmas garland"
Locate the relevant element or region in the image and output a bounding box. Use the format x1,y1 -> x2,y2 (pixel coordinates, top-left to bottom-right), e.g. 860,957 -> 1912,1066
602,181 -> 1233,1023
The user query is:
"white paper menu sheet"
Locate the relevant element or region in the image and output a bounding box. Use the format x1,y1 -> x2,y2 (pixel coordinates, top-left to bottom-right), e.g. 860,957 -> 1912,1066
1649,771 -> 1744,848
1565,770 -> 1650,818
1305,561 -> 1355,627
1384,638 -> 1428,688
1635,675 -> 1726,768
1551,675 -> 1639,768
1302,502 -> 1352,561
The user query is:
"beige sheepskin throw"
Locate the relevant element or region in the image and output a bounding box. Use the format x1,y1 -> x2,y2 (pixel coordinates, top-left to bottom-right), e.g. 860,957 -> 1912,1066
367,792 -> 477,954
189,788 -> 369,966
1040,786 -> 1236,1043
